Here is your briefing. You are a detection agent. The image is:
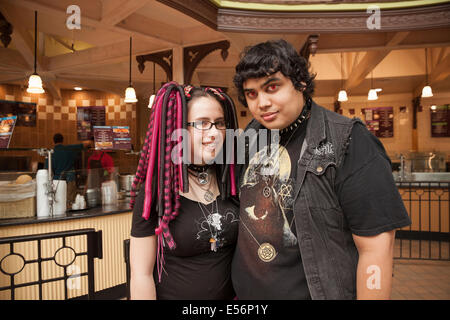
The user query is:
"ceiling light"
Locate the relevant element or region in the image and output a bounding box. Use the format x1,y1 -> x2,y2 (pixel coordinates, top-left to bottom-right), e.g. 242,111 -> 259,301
125,86 -> 138,103
367,71 -> 379,101
337,53 -> 348,102
368,89 -> 378,101
124,36 -> 138,103
27,11 -> 44,94
74,87 -> 83,91
338,90 -> 348,102
422,48 -> 433,98
422,85 -> 433,98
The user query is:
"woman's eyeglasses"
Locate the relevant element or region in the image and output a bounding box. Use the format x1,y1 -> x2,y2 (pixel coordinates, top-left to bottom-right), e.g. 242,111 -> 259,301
187,120 -> 227,130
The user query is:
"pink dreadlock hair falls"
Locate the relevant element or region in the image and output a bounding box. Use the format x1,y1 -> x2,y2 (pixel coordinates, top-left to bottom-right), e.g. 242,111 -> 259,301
129,82 -> 239,282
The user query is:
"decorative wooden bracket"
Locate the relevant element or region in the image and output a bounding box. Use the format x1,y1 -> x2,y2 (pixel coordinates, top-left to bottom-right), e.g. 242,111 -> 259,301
300,35 -> 319,61
0,12 -> 13,48
136,49 -> 173,81
183,40 -> 230,84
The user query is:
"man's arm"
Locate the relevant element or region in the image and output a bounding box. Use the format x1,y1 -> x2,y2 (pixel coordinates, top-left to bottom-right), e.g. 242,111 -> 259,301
352,230 -> 396,300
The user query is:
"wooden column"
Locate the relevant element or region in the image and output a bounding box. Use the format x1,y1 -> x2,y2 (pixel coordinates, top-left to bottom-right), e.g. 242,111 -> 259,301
412,96 -> 421,152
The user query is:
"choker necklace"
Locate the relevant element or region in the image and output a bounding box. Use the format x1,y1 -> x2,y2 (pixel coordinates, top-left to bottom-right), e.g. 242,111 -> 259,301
280,98 -> 311,135
188,164 -> 212,185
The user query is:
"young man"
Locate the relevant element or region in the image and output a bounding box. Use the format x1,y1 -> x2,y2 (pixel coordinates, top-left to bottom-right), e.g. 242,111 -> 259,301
232,40 -> 411,300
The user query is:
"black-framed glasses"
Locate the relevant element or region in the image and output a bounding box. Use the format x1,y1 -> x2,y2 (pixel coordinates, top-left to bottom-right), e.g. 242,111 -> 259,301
187,120 -> 227,130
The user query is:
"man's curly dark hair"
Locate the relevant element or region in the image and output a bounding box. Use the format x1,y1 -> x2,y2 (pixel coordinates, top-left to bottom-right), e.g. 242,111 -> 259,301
233,39 -> 316,108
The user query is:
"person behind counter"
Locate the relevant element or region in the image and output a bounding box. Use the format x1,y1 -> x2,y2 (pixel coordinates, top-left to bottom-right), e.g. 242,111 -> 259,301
85,145 -> 115,189
45,133 -> 92,208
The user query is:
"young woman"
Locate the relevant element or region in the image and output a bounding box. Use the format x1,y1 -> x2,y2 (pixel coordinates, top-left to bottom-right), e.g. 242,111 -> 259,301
129,82 -> 239,300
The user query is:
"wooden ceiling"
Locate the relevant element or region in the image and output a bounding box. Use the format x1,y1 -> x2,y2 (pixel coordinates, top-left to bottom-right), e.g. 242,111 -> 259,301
0,0 -> 449,102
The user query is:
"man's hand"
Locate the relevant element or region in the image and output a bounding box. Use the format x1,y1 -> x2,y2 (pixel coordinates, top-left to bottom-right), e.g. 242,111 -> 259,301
353,230 -> 396,300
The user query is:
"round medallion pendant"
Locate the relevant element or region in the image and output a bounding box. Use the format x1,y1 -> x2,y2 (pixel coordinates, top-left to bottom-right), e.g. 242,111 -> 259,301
262,186 -> 271,198
204,190 -> 214,202
198,172 -> 209,185
258,243 -> 277,262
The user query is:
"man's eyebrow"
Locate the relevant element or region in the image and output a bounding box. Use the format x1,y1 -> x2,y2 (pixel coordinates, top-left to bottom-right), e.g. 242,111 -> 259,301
261,77 -> 281,88
243,77 -> 281,91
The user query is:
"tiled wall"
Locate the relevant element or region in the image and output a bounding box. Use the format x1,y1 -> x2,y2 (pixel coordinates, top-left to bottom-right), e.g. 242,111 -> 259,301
0,84 -> 139,174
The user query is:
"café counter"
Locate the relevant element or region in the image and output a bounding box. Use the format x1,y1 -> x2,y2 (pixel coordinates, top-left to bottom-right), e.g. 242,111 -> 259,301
0,201 -> 133,300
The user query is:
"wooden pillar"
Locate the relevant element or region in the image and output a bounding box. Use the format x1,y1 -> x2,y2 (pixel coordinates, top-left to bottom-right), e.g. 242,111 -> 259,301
172,46 -> 184,85
412,96 -> 421,152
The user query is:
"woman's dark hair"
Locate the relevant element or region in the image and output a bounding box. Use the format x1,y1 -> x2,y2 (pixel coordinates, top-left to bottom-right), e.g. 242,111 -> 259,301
129,83 -> 238,282
233,39 -> 316,107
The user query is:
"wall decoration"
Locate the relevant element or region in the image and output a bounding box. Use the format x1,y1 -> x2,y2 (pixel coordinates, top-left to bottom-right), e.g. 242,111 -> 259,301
93,125 -> 131,151
0,115 -> 17,148
431,104 -> 450,137
363,106 -> 394,138
77,106 -> 106,140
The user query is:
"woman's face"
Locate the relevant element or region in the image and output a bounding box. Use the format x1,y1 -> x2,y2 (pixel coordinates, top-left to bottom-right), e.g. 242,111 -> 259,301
187,96 -> 226,165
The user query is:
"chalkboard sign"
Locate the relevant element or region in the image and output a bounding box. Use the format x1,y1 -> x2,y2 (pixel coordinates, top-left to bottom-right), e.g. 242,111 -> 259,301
77,106 -> 106,140
363,106 -> 394,138
431,104 -> 450,137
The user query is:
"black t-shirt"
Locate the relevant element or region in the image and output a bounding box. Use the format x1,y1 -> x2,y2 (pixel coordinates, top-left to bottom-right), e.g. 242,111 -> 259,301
232,117 -> 410,300
131,182 -> 239,300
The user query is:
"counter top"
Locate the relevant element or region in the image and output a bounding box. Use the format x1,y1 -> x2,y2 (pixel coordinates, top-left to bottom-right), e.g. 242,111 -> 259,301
0,199 -> 132,227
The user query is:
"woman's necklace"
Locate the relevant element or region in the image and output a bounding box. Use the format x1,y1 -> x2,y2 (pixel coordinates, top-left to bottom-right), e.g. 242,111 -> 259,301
188,167 -> 215,202
198,200 -> 220,252
188,164 -> 211,185
240,214 -> 296,262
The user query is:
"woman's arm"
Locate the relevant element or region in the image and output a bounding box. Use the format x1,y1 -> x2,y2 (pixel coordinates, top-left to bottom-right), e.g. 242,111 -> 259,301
130,235 -> 157,300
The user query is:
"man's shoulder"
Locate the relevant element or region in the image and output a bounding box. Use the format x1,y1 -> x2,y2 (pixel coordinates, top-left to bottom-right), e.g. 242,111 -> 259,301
312,102 -> 360,126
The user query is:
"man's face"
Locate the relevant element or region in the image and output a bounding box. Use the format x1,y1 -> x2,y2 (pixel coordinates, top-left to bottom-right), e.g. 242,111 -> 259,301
243,72 -> 304,130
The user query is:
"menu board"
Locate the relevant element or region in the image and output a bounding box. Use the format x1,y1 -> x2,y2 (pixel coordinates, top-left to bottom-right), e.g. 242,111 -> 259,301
93,125 -> 131,150
363,107 -> 394,138
0,116 -> 17,148
0,100 -> 36,126
77,106 -> 106,140
431,104 -> 450,137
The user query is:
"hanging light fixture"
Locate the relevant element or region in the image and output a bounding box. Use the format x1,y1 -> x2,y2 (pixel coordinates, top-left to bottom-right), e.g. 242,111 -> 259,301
338,53 -> 348,102
367,71 -> 378,101
27,11 -> 44,94
148,62 -> 156,108
124,36 -> 138,103
421,48 -> 433,98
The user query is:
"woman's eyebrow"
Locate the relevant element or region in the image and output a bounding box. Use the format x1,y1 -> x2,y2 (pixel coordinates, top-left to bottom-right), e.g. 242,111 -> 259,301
193,117 -> 225,121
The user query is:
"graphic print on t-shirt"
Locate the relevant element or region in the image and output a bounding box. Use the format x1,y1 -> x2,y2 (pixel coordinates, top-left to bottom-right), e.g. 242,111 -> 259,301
195,202 -> 239,251
241,144 -> 297,251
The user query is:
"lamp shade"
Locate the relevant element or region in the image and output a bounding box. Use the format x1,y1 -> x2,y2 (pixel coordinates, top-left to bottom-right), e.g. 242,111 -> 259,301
27,73 -> 44,94
421,85 -> 433,98
338,90 -> 348,102
367,89 -> 378,101
148,94 -> 155,109
124,86 -> 138,103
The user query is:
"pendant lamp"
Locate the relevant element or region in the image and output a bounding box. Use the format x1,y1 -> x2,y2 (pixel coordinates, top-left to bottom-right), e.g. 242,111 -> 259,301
124,37 -> 138,103
337,53 -> 348,102
27,11 -> 44,94
367,72 -> 378,101
421,48 -> 433,98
